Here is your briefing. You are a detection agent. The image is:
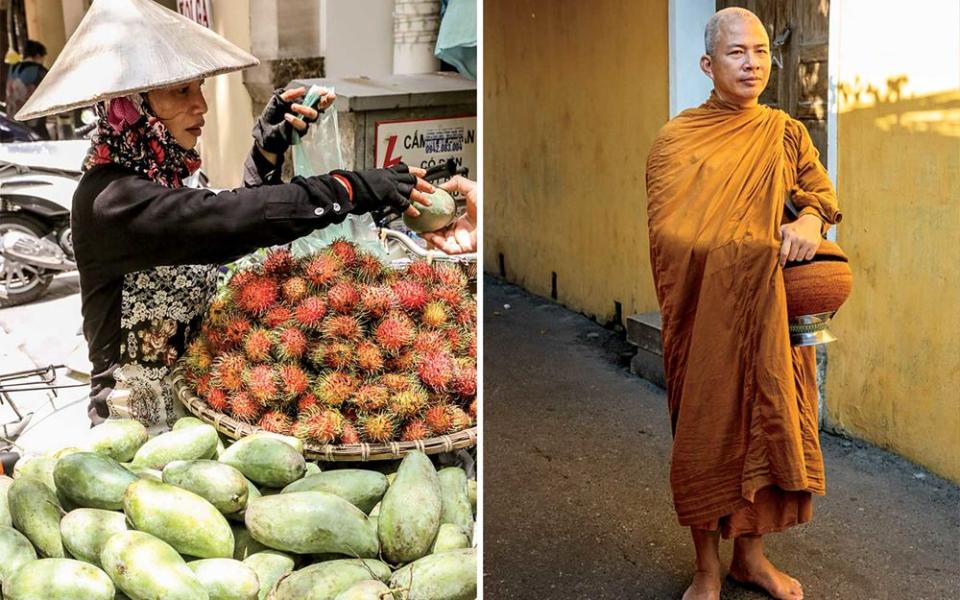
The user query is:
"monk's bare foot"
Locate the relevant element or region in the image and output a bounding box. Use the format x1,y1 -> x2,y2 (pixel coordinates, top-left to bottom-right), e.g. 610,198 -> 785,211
681,569 -> 721,600
729,555 -> 803,599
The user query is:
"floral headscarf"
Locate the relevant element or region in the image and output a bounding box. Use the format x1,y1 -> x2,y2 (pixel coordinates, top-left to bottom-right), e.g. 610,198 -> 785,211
83,94 -> 201,188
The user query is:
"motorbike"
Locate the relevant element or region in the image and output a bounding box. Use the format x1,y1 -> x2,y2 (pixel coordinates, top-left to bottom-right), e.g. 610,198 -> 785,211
0,140 -> 87,307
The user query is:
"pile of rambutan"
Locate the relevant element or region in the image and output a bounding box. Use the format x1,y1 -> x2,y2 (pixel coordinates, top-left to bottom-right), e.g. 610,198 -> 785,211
183,239 -> 477,446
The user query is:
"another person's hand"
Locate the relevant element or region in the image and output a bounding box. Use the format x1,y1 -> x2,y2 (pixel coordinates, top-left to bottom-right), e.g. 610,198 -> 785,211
421,176 -> 478,254
779,213 -> 823,266
345,164 -> 433,218
253,86 -> 334,157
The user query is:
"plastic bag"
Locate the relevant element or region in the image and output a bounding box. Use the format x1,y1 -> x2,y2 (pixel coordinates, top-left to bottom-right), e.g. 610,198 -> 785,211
289,85 -> 388,260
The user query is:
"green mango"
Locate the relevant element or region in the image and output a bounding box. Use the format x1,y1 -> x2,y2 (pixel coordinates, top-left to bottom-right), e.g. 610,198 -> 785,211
2,558 -> 115,600
100,530 -> 208,600
123,478 -> 233,559
8,476 -> 63,557
389,548 -> 477,600
54,452 -> 138,510
59,508 -> 128,567
378,451 -> 441,563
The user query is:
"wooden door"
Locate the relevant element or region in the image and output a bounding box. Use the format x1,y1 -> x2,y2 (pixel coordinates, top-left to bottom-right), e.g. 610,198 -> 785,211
716,0 -> 830,166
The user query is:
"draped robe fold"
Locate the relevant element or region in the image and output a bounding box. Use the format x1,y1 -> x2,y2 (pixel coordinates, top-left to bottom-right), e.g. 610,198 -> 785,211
645,93 -> 842,528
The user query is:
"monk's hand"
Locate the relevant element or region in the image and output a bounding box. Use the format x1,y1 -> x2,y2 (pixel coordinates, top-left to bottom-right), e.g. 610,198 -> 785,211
779,214 -> 823,266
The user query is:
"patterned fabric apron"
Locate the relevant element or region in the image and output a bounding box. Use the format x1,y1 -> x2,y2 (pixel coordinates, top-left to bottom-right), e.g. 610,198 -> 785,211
107,264 -> 218,434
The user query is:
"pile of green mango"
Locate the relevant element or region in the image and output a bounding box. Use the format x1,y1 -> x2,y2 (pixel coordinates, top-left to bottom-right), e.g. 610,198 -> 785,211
0,417 -> 478,600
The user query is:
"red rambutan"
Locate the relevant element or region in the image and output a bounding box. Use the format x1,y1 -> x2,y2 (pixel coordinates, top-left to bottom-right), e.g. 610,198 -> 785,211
340,422 -> 361,444
243,328 -> 274,362
327,282 -> 360,314
321,315 -> 363,341
405,261 -> 436,284
193,373 -> 212,397
224,313 -> 253,345
275,327 -> 308,361
468,398 -> 477,419
429,285 -> 465,307
245,364 -> 279,404
262,248 -> 295,277
400,419 -> 432,442
206,296 -> 232,327
351,383 -> 390,413
227,269 -> 255,292
388,387 -> 429,420
392,280 -> 429,312
424,404 -> 454,435
306,343 -> 328,370
454,302 -> 475,326
236,276 -> 279,315
184,337 -> 212,374
212,353 -> 247,392
230,391 -> 262,423
204,331 -> 230,357
297,392 -> 320,413
380,373 -> 416,393
281,276 -> 309,304
329,239 -> 358,268
449,406 -> 474,431
359,413 -> 395,443
259,410 -> 293,434
444,327 -> 464,351
278,363 -> 311,400
413,330 -> 450,355
295,408 -> 344,444
205,387 -> 229,412
262,305 -> 293,328
355,341 -> 385,373
304,254 -> 343,288
417,351 -> 454,391
386,349 -> 420,372
324,342 -> 355,371
355,252 -> 384,282
315,372 -> 357,408
293,296 -> 327,329
421,301 -> 450,329
450,364 -> 477,397
374,312 -> 415,352
359,285 -> 396,318
433,264 -> 468,288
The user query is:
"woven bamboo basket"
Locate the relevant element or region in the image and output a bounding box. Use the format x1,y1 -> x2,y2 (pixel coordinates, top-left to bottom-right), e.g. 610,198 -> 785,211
170,364 -> 477,462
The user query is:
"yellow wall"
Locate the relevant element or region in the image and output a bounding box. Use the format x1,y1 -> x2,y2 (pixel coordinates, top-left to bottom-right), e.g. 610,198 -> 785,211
200,0 -> 256,189
483,0 -> 668,321
828,0 -> 960,482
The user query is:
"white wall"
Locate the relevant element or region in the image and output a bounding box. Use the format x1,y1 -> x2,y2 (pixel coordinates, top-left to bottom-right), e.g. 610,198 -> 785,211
321,0 -> 394,77
669,0 -> 715,116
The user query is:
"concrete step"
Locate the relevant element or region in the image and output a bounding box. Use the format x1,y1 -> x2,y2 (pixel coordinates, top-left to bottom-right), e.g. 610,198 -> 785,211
626,312 -> 665,388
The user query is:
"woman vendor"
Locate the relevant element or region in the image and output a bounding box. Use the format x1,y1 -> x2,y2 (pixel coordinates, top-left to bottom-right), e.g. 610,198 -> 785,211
15,0 -> 432,432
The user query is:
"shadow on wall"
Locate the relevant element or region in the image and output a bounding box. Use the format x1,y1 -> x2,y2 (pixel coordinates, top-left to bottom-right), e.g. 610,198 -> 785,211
838,75 -> 960,137
825,74 -> 960,481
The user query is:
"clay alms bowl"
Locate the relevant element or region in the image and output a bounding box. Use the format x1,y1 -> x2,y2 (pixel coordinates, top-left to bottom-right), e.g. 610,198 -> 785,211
782,240 -> 853,319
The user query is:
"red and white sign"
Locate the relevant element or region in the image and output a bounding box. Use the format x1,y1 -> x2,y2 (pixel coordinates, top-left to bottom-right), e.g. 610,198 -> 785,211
375,115 -> 477,182
178,0 -> 213,28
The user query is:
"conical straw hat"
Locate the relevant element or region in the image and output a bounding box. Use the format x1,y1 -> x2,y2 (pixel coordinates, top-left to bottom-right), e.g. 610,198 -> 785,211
16,0 -> 258,120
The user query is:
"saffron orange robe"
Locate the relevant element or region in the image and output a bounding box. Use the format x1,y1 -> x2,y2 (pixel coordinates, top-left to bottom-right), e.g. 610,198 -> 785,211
645,92 -> 842,530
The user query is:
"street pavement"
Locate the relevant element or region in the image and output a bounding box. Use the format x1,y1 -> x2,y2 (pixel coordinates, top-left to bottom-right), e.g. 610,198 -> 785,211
482,276 -> 960,599
0,271 -> 92,457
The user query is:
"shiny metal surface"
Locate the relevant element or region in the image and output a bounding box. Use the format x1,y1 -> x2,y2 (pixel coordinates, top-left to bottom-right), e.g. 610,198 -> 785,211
789,311 -> 838,347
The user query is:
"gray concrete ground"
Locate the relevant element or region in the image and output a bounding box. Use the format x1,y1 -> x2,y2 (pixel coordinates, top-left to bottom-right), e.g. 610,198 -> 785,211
0,272 -> 92,457
482,276 -> 959,600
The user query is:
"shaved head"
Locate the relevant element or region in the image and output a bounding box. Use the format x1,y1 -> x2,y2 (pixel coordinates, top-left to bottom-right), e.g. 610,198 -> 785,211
704,7 -> 765,56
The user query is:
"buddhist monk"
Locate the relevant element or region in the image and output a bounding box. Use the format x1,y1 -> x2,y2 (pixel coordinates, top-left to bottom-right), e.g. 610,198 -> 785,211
645,8 -> 842,600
